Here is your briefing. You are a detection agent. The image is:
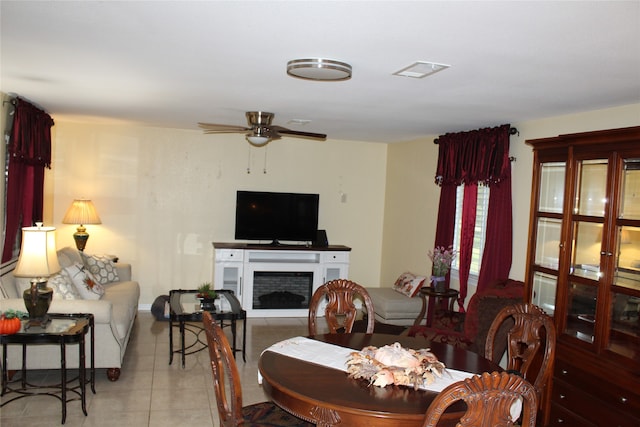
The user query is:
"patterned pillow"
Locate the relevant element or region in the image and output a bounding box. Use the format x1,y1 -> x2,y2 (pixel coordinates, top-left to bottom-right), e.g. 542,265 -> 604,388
65,262 -> 105,300
392,272 -> 426,297
48,269 -> 81,300
81,253 -> 119,285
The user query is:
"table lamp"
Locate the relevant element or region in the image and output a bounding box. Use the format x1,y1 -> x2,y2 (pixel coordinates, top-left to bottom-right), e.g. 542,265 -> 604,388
13,223 -> 61,328
62,199 -> 102,251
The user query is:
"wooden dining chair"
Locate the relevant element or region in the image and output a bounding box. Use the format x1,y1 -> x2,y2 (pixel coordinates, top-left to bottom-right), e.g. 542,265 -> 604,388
203,312 -> 312,427
422,371 -> 538,427
484,303 -> 556,426
308,279 -> 375,335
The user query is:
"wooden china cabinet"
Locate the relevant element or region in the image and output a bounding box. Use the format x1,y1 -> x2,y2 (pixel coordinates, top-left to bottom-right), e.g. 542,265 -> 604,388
524,126 -> 640,427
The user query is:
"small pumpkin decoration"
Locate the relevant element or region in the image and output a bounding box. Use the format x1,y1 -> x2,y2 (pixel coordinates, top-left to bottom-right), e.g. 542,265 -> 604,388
0,309 -> 27,335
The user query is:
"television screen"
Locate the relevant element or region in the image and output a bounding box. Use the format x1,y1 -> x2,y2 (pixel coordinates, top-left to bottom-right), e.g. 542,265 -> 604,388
235,191 -> 319,244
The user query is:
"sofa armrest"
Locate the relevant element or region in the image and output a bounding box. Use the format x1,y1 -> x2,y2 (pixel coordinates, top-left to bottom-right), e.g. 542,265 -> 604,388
115,263 -> 131,282
0,298 -> 113,324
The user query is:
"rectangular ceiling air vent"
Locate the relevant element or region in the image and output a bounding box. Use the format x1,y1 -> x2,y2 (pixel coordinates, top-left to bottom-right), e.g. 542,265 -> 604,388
393,61 -> 450,78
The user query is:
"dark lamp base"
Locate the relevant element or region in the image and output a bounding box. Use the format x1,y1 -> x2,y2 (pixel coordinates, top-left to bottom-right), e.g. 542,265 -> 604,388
25,314 -> 51,330
23,279 -> 54,329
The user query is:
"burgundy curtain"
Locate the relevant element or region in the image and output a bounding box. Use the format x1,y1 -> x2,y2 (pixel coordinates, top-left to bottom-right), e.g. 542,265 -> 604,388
2,98 -> 54,263
477,175 -> 513,292
433,124 -> 512,310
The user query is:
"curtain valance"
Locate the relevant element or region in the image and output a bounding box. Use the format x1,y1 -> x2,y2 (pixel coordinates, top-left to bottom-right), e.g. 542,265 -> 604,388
8,98 -> 54,167
434,124 -> 511,187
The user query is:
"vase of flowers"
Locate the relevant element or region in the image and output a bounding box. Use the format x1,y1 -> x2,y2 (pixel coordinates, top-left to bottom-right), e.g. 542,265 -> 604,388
428,246 -> 456,292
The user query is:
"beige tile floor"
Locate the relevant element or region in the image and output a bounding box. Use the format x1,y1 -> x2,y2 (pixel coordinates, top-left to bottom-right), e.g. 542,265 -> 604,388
0,312 -> 314,426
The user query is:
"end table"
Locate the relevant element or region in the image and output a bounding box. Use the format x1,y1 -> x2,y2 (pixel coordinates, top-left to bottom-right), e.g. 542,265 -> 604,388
169,289 -> 246,368
415,287 -> 459,327
1,313 -> 95,424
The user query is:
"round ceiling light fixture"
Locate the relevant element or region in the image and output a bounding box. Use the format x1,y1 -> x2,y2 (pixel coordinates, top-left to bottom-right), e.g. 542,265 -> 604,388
287,58 -> 352,81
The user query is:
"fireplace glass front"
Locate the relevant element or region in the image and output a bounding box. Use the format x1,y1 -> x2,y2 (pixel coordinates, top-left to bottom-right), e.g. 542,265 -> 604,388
253,271 -> 314,309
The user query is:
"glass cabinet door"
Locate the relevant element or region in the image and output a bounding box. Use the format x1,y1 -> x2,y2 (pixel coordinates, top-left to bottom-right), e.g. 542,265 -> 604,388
530,161 -> 566,316
609,158 -> 640,359
565,158 -> 608,344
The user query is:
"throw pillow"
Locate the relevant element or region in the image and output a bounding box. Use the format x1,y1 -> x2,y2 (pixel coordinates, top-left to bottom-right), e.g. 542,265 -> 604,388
81,253 -> 120,285
49,269 -> 82,300
393,272 -> 426,297
65,262 -> 105,300
57,246 -> 83,269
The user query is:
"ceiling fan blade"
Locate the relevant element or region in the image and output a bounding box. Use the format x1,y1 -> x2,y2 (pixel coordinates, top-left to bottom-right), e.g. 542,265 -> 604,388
198,122 -> 250,132
202,129 -> 250,134
271,125 -> 326,140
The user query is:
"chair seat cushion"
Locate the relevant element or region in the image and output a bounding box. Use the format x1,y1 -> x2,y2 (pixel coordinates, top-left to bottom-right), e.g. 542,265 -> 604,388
242,401 -> 313,426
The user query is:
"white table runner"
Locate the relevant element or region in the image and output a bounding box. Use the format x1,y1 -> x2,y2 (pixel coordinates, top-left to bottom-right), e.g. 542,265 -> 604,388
259,336 -> 475,392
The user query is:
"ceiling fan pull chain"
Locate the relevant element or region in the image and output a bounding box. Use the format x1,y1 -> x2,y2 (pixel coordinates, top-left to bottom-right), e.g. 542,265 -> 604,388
247,147 -> 251,174
263,147 -> 268,174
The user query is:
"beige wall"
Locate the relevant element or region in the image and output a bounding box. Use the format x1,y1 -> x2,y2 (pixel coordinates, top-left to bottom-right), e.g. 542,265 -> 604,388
380,135 -> 439,287
3,94 -> 638,307
381,103 -> 640,295
50,121 -> 387,306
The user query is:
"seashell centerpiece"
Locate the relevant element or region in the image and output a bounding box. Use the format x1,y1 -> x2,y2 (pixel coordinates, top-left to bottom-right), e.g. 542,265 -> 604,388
346,342 -> 447,389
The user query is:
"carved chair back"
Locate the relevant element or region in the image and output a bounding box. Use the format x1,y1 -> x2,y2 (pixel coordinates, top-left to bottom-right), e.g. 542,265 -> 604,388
203,311 -> 244,426
485,303 -> 556,425
422,371 -> 538,427
308,279 -> 375,335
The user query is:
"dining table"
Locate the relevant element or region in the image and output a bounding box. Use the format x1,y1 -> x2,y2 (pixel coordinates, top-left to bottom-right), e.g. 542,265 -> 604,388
258,333 -> 502,427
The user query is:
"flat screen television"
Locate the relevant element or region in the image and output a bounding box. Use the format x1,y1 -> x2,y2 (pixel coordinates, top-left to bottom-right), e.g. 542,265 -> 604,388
235,191 -> 319,244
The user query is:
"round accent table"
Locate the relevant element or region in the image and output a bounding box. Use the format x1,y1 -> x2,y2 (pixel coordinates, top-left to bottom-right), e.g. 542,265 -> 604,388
416,287 -> 459,327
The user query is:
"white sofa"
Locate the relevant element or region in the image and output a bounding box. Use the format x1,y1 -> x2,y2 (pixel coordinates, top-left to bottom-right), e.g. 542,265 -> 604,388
0,247 -> 139,381
366,287 -> 424,326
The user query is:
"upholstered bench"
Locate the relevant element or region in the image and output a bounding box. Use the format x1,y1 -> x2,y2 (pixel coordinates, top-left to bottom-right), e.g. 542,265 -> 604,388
366,287 -> 423,326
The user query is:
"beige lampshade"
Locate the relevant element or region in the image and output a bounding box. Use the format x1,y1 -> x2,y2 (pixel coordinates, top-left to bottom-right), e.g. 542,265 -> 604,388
62,199 -> 102,225
13,224 -> 61,278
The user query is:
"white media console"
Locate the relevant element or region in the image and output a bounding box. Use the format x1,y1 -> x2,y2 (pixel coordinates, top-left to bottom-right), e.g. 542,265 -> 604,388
212,242 -> 351,317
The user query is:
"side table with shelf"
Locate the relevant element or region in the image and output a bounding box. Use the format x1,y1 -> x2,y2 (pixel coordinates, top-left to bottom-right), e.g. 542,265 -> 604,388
415,287 -> 459,327
0,313 -> 95,424
169,289 -> 246,368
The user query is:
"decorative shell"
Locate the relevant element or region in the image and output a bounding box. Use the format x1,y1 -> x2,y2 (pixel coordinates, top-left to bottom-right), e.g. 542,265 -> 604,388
374,342 -> 420,368
346,342 -> 447,389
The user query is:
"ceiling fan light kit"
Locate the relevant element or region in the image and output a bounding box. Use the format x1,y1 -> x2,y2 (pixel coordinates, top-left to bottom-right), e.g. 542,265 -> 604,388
247,135 -> 270,146
286,58 -> 352,81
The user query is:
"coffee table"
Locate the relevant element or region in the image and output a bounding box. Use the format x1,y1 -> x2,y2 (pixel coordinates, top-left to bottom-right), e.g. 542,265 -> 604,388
169,289 -> 246,367
0,313 -> 95,424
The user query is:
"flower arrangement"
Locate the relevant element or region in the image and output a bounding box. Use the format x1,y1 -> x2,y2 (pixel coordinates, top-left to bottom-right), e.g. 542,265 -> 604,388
196,282 -> 217,300
428,246 -> 456,277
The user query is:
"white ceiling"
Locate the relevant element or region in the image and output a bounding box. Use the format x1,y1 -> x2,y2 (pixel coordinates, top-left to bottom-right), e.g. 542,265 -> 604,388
1,1 -> 639,143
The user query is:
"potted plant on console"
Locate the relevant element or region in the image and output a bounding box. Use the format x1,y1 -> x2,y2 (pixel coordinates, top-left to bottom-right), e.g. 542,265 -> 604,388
196,282 -> 218,311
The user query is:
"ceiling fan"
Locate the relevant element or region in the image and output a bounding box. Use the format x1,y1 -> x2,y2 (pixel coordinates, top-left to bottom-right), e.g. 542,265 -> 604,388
199,111 -> 327,147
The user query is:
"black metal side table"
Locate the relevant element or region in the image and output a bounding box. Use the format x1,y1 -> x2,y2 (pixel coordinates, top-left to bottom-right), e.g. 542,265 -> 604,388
169,289 -> 246,368
0,313 -> 95,424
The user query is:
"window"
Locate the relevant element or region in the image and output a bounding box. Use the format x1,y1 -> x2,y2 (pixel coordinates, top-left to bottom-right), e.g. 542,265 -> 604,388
452,184 -> 490,277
